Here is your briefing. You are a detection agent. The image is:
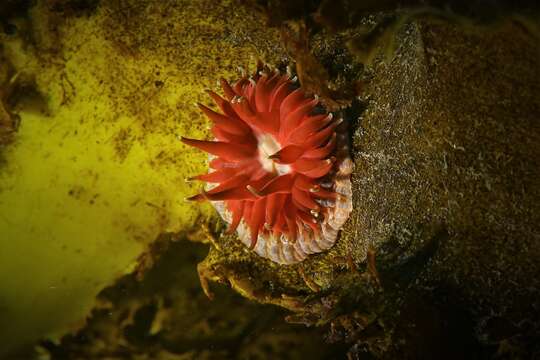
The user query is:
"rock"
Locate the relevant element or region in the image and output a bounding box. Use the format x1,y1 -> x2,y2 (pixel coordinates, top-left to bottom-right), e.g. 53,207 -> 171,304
200,12 -> 540,359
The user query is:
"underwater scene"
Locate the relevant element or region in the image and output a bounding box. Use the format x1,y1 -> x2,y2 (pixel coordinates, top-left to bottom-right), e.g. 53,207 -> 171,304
0,0 -> 539,359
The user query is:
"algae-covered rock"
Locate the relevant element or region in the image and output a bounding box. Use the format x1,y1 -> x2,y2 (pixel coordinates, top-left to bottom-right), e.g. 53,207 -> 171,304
1,0 -> 539,358
0,0 -> 283,356
194,7 -> 540,359
39,235 -> 347,359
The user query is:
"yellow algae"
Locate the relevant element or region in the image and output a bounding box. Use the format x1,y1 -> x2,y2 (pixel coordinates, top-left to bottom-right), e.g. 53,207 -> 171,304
0,0 -> 280,354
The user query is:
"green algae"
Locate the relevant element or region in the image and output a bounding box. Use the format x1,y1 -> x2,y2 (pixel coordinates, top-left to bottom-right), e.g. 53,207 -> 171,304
0,0 -> 282,355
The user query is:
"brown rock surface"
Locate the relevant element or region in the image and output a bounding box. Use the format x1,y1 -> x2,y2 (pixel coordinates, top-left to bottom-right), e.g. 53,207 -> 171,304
3,0 -> 536,358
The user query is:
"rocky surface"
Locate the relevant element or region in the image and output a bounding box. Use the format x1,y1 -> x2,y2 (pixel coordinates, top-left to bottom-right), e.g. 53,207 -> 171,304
196,7 -> 540,360
1,0 -> 538,359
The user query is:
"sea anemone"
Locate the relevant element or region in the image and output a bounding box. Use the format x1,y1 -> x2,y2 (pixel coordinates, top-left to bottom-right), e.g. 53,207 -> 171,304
182,63 -> 352,264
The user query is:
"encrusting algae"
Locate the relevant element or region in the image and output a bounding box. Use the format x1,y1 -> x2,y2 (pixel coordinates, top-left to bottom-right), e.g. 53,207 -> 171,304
0,0 -> 279,355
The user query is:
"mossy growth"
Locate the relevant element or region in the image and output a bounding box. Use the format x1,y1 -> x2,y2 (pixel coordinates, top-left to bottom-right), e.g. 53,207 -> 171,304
0,0 -> 283,355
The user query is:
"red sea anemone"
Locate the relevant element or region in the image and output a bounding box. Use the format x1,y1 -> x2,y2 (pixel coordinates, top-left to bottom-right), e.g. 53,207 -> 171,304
182,64 -> 352,264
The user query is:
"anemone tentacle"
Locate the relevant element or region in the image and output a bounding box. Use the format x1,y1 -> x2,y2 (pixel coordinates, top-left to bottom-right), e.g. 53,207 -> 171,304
182,63 -> 352,264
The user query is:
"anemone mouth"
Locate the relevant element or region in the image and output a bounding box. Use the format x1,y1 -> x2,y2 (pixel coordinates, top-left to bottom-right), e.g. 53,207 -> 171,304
256,133 -> 291,176
182,62 -> 353,264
